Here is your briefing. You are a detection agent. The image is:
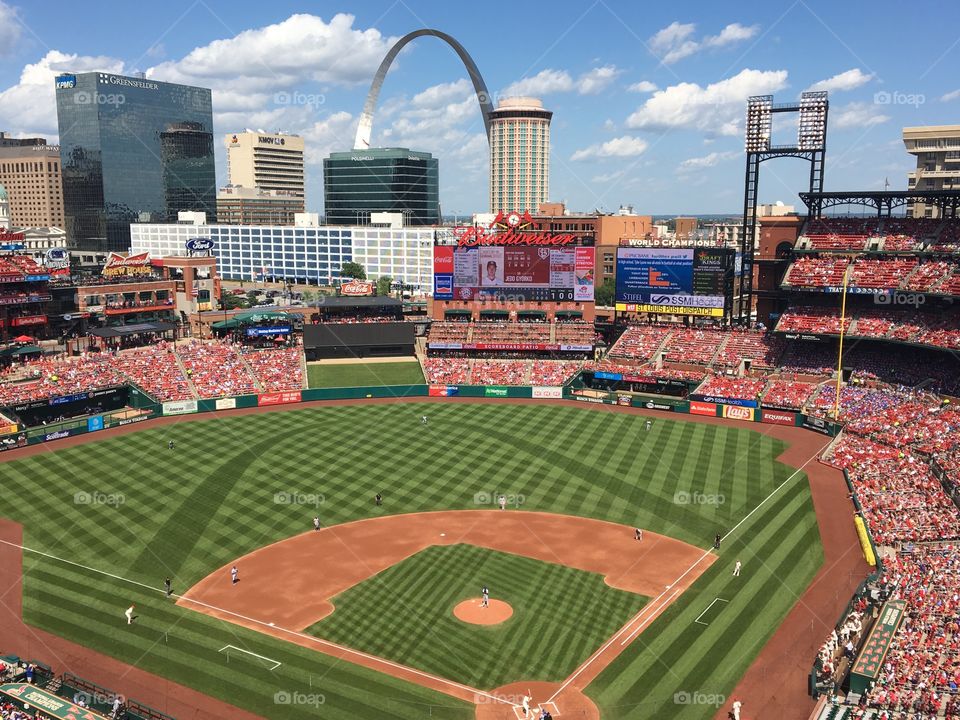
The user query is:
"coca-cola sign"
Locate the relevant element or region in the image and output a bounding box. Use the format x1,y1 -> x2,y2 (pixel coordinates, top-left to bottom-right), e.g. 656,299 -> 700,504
341,280 -> 374,296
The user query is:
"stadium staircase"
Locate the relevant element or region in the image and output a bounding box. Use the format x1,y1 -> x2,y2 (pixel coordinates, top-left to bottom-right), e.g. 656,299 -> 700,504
238,352 -> 266,393
466,324 -> 474,342
172,346 -> 201,399
298,349 -> 308,389
549,324 -> 557,343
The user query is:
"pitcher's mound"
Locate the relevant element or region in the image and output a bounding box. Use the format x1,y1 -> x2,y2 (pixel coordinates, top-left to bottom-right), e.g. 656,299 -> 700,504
453,598 -> 513,625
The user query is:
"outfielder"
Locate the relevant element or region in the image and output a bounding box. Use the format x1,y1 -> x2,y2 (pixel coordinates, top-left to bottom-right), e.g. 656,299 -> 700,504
124,604 -> 135,625
733,560 -> 742,577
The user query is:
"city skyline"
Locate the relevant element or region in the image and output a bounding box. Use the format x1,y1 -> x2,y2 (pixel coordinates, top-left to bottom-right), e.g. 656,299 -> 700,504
0,1 -> 958,218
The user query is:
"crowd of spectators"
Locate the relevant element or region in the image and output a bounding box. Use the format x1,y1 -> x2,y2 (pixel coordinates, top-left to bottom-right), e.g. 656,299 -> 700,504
176,342 -> 259,398
0,355 -> 127,407
762,379 -> 818,410
240,347 -> 304,393
784,257 -> 850,287
472,322 -> 551,343
471,360 -> 528,385
423,357 -> 469,385
661,328 -> 725,365
530,361 -> 582,386
695,375 -> 766,401
113,342 -> 193,402
607,325 -> 673,361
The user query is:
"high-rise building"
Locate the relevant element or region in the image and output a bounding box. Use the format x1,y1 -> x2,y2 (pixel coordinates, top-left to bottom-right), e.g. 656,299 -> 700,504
489,97 -> 551,215
54,71 -> 215,251
323,148 -> 439,226
225,131 -> 305,201
0,184 -> 9,229
216,185 -> 304,225
904,125 -> 960,218
0,132 -> 65,229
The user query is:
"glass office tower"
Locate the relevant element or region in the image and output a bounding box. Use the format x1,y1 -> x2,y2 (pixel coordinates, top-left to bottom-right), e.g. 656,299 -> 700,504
323,148 -> 439,226
55,72 -> 215,251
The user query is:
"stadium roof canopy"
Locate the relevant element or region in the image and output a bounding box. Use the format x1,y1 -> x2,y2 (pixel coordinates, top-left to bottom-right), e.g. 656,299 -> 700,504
308,296 -> 402,309
799,189 -> 960,217
90,321 -> 177,338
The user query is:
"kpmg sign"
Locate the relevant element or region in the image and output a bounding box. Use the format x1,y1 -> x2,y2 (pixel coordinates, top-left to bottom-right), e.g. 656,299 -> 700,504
55,74 -> 76,89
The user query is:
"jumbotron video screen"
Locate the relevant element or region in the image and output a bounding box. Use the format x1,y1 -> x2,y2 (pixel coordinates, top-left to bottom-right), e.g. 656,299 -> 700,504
433,246 -> 595,302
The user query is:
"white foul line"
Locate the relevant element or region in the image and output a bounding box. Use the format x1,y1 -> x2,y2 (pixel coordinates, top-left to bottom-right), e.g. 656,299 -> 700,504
218,644 -> 281,670
549,442 -> 826,703
693,598 -> 729,626
0,537 -> 515,708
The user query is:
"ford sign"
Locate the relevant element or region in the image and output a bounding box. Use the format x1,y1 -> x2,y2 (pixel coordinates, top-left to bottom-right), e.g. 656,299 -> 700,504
186,238 -> 215,252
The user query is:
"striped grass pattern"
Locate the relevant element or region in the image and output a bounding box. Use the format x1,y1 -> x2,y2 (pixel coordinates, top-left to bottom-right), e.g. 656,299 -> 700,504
0,402 -> 820,719
309,544 -> 647,689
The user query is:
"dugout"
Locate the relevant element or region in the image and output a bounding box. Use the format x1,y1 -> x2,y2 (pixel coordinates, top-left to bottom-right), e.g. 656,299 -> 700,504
303,321 -> 415,360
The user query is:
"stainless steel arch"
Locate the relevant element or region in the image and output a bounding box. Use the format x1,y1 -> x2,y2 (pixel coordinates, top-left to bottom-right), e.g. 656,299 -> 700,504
353,29 -> 493,149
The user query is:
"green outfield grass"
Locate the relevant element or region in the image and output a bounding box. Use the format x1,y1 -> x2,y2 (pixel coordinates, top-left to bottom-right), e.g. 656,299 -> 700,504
0,402 -> 822,719
309,544 -> 646,688
307,360 -> 424,388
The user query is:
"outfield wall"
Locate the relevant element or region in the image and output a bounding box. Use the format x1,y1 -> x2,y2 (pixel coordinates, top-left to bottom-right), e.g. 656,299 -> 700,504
0,381 -> 842,454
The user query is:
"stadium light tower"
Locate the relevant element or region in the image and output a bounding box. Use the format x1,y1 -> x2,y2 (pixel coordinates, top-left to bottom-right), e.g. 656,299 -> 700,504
740,91 -> 828,324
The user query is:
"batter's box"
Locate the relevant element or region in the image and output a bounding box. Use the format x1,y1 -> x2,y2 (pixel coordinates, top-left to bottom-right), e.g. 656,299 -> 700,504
512,701 -> 561,718
540,700 -> 560,715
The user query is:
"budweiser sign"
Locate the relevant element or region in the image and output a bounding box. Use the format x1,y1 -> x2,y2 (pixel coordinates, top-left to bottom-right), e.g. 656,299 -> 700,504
102,252 -> 152,277
453,211 -> 576,247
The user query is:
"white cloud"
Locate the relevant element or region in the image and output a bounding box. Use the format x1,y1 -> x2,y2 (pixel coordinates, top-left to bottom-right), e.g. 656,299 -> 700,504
571,135 -> 649,161
147,13 -> 396,111
0,1 -> 21,55
502,69 -> 574,97
0,50 -> 126,138
704,23 -> 759,48
832,102 -> 889,129
591,169 -> 626,183
677,150 -> 738,172
502,65 -> 621,98
648,21 -> 758,64
411,78 -> 473,108
942,89 -> 960,102
807,68 -> 873,93
628,81 -> 658,93
576,65 -> 620,95
626,68 -> 789,136
649,22 -> 698,63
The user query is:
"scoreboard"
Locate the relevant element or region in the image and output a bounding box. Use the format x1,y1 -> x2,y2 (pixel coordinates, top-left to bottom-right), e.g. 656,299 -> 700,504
434,246 -> 595,302
615,247 -> 733,317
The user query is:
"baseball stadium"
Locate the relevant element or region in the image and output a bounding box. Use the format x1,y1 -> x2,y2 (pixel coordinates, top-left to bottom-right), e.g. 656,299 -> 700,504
1,60 -> 959,720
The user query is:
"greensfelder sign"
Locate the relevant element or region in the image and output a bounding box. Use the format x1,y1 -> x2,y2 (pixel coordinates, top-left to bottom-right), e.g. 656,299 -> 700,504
849,599 -> 906,693
0,683 -> 109,719
484,387 -> 509,397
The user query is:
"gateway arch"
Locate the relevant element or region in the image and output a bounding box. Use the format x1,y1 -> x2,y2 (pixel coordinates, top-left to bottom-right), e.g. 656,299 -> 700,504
353,29 -> 493,149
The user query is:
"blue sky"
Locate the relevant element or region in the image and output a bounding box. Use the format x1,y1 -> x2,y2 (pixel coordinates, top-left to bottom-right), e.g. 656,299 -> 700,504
1,0 -> 958,216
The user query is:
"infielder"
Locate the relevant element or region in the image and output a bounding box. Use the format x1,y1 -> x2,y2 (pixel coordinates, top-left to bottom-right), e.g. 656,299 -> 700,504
230,565 -> 239,584
732,699 -> 742,720
634,527 -> 643,541
163,577 -> 172,598
481,585 -> 489,608
498,494 -> 507,511
313,516 -> 321,531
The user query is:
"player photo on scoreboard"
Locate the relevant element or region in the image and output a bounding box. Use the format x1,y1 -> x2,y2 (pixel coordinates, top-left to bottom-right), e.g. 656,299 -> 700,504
479,247 -> 505,287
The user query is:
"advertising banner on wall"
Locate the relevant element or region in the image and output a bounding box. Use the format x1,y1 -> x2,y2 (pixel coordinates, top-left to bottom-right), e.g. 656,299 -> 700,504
428,385 -> 459,397
722,404 -> 756,421
162,399 -> 198,415
761,409 -> 797,425
258,391 -> 302,407
215,398 -> 237,411
532,386 -> 564,398
689,401 -> 717,416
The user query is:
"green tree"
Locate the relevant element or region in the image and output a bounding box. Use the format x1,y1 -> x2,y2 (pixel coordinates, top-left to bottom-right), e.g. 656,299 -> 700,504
246,290 -> 259,305
340,262 -> 367,280
376,276 -> 394,296
595,278 -> 616,307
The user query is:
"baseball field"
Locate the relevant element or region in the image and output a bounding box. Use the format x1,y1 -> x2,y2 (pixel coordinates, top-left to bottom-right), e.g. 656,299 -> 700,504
0,400 -> 823,719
